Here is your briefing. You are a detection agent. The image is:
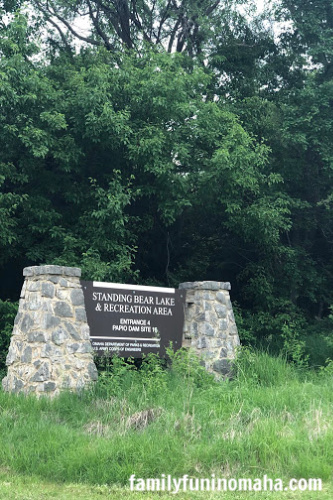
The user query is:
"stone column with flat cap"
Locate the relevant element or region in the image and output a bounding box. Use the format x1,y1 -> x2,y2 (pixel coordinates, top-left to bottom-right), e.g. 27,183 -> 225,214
2,265 -> 98,397
179,281 -> 240,377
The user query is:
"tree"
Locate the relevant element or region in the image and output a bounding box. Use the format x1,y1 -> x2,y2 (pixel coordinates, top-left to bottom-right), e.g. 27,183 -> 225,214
279,0 -> 333,80
1,2 -> 332,365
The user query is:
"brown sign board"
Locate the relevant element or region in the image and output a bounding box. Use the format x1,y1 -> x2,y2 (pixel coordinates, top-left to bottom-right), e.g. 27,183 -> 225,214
81,281 -> 185,357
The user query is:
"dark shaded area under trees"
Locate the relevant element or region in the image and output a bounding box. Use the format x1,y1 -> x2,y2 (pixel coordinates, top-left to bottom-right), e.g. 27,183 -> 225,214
0,0 -> 332,370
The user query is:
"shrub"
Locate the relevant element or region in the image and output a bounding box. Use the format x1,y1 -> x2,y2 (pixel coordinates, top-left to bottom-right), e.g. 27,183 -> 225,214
0,300 -> 18,376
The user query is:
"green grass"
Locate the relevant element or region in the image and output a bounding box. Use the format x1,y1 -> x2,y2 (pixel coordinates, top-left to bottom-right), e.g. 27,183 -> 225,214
0,471 -> 332,500
0,349 -> 332,498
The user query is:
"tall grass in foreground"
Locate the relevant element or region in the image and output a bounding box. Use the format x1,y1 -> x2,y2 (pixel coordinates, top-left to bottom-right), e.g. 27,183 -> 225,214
0,349 -> 332,486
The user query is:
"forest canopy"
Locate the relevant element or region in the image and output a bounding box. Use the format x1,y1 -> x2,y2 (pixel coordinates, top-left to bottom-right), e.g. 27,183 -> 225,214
0,0 -> 333,368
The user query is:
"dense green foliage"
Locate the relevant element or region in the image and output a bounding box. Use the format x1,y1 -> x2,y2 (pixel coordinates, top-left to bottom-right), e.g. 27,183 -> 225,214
0,1 -> 333,367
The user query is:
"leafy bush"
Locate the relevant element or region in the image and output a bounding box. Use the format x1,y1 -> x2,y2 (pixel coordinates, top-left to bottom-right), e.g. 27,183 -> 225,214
166,346 -> 215,388
93,353 -> 137,398
301,316 -> 333,368
0,300 -> 17,376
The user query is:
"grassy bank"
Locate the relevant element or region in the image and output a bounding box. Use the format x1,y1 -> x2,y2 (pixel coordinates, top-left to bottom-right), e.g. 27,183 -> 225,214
0,350 -> 332,497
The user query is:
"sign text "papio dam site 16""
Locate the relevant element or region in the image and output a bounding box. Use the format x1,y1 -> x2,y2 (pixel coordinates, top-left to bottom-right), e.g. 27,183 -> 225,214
81,281 -> 185,357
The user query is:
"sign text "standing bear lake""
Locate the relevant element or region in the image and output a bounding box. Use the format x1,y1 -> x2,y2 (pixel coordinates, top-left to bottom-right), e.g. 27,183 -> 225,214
92,291 -> 175,316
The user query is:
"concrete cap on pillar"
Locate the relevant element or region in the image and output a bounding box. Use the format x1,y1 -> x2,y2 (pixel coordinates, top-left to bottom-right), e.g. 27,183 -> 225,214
179,281 -> 231,291
23,265 -> 81,278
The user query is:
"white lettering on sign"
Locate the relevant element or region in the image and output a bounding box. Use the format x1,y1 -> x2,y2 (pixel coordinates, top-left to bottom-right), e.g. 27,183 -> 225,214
82,280 -> 185,358
93,292 -> 133,303
91,289 -> 177,317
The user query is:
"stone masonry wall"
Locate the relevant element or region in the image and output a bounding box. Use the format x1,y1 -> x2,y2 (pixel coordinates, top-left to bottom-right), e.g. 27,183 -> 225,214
2,265 -> 98,397
180,281 -> 240,377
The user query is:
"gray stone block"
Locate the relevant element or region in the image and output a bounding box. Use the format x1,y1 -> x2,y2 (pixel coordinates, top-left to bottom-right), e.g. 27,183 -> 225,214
65,322 -> 81,340
200,281 -> 221,290
80,324 -> 90,340
52,328 -> 67,345
213,339 -> 222,347
21,346 -> 32,363
190,321 -> 198,337
77,342 -> 93,354
56,289 -> 69,300
54,301 -> 73,318
61,376 -> 73,389
204,324 -> 215,336
213,359 -> 232,376
205,311 -> 218,326
27,282 -> 40,292
42,313 -> 60,330
6,347 -> 17,366
36,265 -> 65,276
44,381 -> 56,392
41,301 -> 51,312
28,295 -> 42,311
19,299 -> 26,310
48,276 -> 60,284
220,282 -> 231,291
1,376 -> 8,391
216,292 -> 227,304
11,377 -> 24,393
70,289 -> 84,307
87,362 -> 98,381
197,337 -> 207,349
65,268 -> 81,277
203,301 -> 212,311
178,282 -> 196,290
67,343 -> 79,354
215,304 -> 227,318
24,265 -> 81,278
41,344 -> 62,358
218,319 -> 228,332
30,363 -> 50,382
179,281 -> 231,291
41,282 -> 55,298
20,314 -> 34,333
14,312 -> 23,326
229,324 -> 238,335
23,267 -> 34,277
75,308 -> 87,322
25,386 -> 37,394
14,340 -> 23,351
203,350 -> 215,359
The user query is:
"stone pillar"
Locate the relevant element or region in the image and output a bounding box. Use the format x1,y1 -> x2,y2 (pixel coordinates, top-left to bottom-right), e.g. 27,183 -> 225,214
2,265 -> 98,397
179,281 -> 240,377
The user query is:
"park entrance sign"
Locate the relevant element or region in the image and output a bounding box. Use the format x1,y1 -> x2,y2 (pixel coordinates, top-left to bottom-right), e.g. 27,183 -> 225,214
2,266 -> 240,398
81,281 -> 186,357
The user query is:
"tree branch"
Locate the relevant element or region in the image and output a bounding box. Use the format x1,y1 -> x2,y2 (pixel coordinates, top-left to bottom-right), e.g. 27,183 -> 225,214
35,0 -> 102,46
86,0 -> 114,51
205,0 -> 220,17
